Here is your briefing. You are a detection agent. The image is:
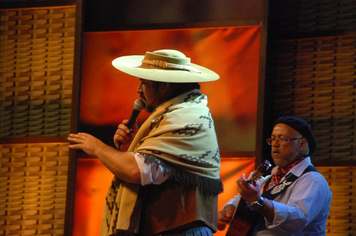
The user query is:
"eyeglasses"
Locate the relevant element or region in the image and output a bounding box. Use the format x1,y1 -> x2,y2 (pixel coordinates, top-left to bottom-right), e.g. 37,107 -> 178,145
266,137 -> 303,145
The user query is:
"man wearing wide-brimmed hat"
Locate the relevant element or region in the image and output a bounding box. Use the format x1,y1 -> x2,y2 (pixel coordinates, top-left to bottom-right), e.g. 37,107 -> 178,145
68,49 -> 223,235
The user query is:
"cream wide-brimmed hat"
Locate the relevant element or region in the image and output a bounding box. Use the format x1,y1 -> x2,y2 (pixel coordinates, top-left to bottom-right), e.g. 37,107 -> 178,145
112,49 -> 220,83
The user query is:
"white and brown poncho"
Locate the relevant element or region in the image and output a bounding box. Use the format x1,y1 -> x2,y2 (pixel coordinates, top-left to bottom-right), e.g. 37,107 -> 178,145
100,89 -> 223,236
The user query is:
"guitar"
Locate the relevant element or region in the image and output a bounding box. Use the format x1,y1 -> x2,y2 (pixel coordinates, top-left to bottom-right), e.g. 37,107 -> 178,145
225,160 -> 272,236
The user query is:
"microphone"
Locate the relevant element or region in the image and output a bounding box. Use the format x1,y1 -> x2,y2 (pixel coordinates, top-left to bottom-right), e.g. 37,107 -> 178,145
126,98 -> 146,130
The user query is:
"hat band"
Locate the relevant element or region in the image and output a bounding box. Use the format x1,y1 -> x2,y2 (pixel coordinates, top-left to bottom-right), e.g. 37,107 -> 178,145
141,59 -> 202,74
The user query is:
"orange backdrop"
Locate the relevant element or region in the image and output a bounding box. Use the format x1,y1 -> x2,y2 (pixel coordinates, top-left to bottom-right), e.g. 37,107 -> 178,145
74,26 -> 261,235
80,26 -> 260,152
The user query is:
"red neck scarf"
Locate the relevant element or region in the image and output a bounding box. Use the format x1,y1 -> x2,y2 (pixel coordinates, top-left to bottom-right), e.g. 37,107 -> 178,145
264,156 -> 307,192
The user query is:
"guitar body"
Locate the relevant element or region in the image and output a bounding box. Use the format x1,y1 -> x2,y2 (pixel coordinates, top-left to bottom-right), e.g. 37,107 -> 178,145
225,160 -> 272,236
225,199 -> 257,236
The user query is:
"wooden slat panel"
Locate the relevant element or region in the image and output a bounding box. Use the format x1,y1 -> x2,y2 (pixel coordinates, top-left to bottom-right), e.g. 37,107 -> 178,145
0,142 -> 69,236
318,166 -> 356,235
269,0 -> 356,38
0,7 -> 75,138
267,35 -> 356,165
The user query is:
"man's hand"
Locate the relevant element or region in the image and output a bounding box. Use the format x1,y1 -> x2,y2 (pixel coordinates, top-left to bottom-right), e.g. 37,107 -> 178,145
68,132 -> 106,157
113,119 -> 138,150
236,174 -> 260,205
217,204 -> 236,231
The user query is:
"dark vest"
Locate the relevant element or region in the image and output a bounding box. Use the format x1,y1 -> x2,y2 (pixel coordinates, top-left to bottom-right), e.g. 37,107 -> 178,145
138,179 -> 218,235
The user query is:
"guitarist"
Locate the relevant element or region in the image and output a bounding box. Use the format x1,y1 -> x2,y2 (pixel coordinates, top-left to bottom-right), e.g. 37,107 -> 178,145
218,116 -> 332,236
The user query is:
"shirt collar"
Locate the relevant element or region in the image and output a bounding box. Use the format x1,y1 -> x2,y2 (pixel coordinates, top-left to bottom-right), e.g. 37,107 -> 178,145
271,156 -> 312,178
289,156 -> 312,177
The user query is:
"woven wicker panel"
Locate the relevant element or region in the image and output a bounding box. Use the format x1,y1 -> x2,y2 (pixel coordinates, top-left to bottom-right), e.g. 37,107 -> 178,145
267,35 -> 356,164
269,0 -> 356,36
0,7 -> 75,138
0,143 -> 69,236
318,166 -> 356,236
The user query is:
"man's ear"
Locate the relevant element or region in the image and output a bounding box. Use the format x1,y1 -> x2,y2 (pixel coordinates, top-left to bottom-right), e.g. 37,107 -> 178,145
159,82 -> 170,93
299,138 -> 308,149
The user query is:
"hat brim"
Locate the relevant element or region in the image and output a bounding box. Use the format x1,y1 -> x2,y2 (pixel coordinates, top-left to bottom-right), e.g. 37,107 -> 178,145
112,55 -> 219,83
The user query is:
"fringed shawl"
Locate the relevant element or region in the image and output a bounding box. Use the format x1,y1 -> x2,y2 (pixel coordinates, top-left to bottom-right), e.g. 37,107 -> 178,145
100,89 -> 223,236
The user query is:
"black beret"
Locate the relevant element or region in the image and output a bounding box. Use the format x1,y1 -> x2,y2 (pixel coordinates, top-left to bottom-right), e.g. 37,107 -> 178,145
273,116 -> 317,155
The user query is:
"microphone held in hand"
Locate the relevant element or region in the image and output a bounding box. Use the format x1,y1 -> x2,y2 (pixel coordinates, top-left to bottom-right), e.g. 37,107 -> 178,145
126,99 -> 146,129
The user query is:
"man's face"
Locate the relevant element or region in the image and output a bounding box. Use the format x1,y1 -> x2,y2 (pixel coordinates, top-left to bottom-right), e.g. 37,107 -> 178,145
137,79 -> 159,113
270,123 -> 303,169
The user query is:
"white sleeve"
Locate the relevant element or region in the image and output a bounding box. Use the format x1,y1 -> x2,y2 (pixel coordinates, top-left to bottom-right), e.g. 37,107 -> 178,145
134,152 -> 170,186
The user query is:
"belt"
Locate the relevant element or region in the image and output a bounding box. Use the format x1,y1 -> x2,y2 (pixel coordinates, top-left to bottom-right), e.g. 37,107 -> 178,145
156,226 -> 213,236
